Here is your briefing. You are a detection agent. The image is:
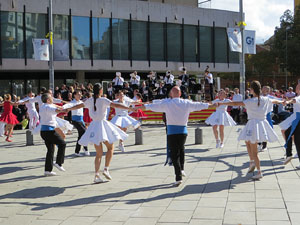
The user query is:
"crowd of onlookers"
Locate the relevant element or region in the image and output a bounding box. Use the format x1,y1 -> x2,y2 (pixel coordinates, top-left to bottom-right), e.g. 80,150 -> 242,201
0,68 -> 299,129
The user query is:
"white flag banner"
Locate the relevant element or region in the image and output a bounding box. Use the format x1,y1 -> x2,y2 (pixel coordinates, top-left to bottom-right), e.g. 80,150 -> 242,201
227,28 -> 242,53
32,39 -> 49,61
244,30 -> 256,54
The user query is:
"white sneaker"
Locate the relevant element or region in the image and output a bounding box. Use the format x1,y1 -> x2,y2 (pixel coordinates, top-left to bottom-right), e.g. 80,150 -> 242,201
247,163 -> 255,173
173,180 -> 183,187
44,171 -> 57,176
294,153 -> 298,158
103,170 -> 112,180
119,143 -> 125,152
261,147 -> 267,151
219,143 -> 224,148
252,173 -> 263,180
74,153 -> 82,157
216,140 -> 220,148
53,163 -> 66,172
181,170 -> 186,177
84,151 -> 90,156
94,174 -> 104,184
284,156 -> 293,165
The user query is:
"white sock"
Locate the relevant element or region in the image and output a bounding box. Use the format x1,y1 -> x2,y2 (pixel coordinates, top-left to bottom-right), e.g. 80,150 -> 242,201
104,167 -> 109,171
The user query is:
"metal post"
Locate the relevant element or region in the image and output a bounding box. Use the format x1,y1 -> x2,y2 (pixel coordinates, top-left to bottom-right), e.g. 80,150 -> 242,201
239,0 -> 246,99
135,128 -> 143,145
49,0 -> 54,93
285,28 -> 288,89
26,130 -> 34,146
195,127 -> 203,145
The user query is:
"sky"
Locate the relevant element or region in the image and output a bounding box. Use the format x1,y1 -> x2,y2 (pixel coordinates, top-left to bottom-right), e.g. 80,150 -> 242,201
199,0 -> 294,43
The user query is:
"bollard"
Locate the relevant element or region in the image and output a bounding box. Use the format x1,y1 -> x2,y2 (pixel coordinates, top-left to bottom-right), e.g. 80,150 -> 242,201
26,130 -> 34,146
195,127 -> 203,145
135,128 -> 143,145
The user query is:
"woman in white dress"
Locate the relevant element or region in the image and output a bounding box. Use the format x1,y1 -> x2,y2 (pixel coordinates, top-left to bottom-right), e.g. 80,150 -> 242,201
67,83 -> 135,183
218,81 -> 284,180
110,90 -> 141,152
205,89 -> 236,148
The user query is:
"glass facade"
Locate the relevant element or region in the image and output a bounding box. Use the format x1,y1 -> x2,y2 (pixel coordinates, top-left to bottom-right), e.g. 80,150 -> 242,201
53,14 -> 69,40
92,17 -> 110,60
12,80 -> 25,97
0,11 -> 239,65
1,11 -> 24,58
150,22 -> 164,61
26,79 -> 39,94
199,26 -> 212,62
72,16 -> 90,59
131,21 -> 147,61
0,80 -> 11,96
25,13 -> 47,58
112,19 -> 128,60
184,25 -> 197,62
215,27 -> 227,63
167,23 -> 181,62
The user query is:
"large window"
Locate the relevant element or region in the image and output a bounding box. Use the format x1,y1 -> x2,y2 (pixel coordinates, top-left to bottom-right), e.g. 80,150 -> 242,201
150,22 -> 164,61
25,13 -> 47,58
0,80 -> 11,96
229,49 -> 239,64
26,79 -> 39,94
112,19 -> 128,60
53,15 -> 69,40
92,17 -> 110,60
215,27 -> 227,63
1,11 -> 24,58
72,16 -> 90,59
184,25 -> 197,62
132,21 -> 147,61
12,80 -> 25,97
199,26 -> 212,62
167,23 -> 181,62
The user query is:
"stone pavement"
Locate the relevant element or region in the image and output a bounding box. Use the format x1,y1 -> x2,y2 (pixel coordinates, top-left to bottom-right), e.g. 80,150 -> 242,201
1,124 -> 300,225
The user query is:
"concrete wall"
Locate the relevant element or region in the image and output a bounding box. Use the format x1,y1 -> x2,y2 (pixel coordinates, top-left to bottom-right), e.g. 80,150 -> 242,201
0,0 -> 240,74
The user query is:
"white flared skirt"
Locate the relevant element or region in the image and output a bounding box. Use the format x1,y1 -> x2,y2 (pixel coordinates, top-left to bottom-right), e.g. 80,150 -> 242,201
78,120 -> 128,146
32,117 -> 73,135
279,113 -> 295,130
110,115 -> 140,129
238,119 -> 278,144
205,110 -> 236,126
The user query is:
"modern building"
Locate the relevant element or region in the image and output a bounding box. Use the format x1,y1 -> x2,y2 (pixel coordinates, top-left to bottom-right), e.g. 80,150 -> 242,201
296,0 -> 300,11
0,0 -> 240,96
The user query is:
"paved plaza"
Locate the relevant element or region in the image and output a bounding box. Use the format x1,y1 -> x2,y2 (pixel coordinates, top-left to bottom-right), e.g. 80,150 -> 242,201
1,124 -> 300,225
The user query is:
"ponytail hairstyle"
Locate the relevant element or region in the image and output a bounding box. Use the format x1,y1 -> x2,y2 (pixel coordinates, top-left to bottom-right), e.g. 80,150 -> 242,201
93,83 -> 102,111
251,80 -> 262,106
4,94 -> 11,101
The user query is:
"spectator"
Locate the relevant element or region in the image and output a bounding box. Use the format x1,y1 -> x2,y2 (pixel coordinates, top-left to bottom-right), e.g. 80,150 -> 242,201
123,82 -> 133,99
285,87 -> 296,99
112,72 -> 124,92
130,71 -> 140,90
231,88 -> 243,124
164,70 -> 174,94
204,67 -> 214,100
154,82 -> 167,99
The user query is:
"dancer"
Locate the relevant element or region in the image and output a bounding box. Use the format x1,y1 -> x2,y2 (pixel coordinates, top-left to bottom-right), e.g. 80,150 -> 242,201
205,89 -> 236,148
70,90 -> 90,157
281,83 -> 300,166
0,94 -> 19,142
129,93 -> 148,121
110,90 -> 141,152
138,86 -> 215,186
39,93 -> 68,176
218,81 -> 284,180
19,91 -> 39,131
67,83 -> 136,183
83,92 -> 93,128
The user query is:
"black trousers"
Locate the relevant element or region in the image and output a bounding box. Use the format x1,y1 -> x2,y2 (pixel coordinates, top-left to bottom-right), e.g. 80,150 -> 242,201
209,83 -> 214,101
167,134 -> 187,181
285,124 -> 300,160
231,108 -> 241,124
41,130 -> 66,172
72,121 -> 88,153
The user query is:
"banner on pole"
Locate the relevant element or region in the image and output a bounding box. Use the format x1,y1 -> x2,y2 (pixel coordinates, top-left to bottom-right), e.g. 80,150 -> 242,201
53,40 -> 69,61
244,30 -> 256,54
227,28 -> 242,53
32,39 -> 49,61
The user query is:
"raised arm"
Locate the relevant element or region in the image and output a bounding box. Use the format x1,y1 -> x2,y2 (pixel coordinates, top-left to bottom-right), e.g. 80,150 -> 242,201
218,101 -> 245,107
66,103 -> 85,112
110,102 -> 136,112
271,99 -> 285,105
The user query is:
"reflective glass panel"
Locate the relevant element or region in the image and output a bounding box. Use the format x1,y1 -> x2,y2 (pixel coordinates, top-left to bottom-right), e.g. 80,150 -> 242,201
12,80 -> 25,97
25,13 -> 47,58
229,49 -> 239,64
184,25 -> 197,62
150,22 -> 164,61
1,11 -> 24,58
72,16 -> 90,59
167,23 -> 181,62
0,80 -> 11,96
199,26 -> 212,62
215,27 -> 227,63
112,19 -> 128,60
92,17 -> 110,60
53,14 -> 69,40
132,21 -> 147,61
26,79 -> 39,95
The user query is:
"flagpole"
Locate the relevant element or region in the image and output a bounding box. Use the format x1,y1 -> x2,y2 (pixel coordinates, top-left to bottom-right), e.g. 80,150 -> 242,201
239,0 -> 245,99
49,0 -> 54,93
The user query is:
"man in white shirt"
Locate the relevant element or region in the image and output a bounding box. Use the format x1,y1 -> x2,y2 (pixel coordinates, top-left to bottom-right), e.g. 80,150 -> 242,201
138,86 -> 215,186
204,69 -> 214,100
130,71 -> 140,90
164,70 -> 174,94
112,72 -> 124,92
39,93 -> 68,176
231,88 -> 243,124
285,87 -> 296,99
19,91 -> 39,131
